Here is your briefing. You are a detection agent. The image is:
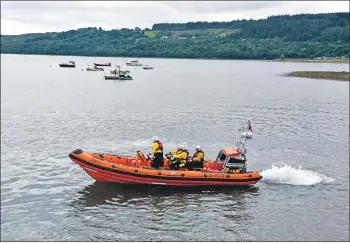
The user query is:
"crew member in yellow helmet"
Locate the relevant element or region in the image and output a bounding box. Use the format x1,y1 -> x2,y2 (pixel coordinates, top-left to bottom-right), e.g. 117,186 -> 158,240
169,144 -> 189,170
188,145 -> 205,170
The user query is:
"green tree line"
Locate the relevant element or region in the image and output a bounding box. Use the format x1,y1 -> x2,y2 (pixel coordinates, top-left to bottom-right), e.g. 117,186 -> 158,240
1,12 -> 349,60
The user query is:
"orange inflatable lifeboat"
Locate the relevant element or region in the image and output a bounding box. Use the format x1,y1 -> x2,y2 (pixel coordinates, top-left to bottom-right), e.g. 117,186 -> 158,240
69,147 -> 262,187
69,119 -> 262,187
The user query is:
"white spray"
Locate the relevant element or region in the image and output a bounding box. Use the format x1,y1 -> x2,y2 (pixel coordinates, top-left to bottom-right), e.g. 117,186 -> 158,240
260,164 -> 335,186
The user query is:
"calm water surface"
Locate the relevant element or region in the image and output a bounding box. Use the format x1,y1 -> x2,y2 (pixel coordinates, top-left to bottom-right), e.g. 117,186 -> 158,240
1,54 -> 349,241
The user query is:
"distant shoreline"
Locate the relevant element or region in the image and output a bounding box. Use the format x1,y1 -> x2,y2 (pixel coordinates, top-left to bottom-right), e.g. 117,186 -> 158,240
2,53 -> 350,64
286,71 -> 350,81
0,52 -> 276,62
270,58 -> 349,64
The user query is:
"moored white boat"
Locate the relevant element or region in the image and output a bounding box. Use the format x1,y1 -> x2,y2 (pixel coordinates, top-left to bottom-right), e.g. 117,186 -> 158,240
143,65 -> 154,70
126,60 -> 142,66
86,66 -> 104,71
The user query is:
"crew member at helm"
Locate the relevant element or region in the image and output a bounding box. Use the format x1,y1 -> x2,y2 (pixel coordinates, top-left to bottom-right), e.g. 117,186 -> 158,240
168,144 -> 189,170
188,145 -> 205,169
149,136 -> 164,169
170,144 -> 183,156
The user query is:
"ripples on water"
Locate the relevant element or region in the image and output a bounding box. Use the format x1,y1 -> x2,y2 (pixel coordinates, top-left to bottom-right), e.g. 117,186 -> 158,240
67,183 -> 259,241
1,54 -> 349,241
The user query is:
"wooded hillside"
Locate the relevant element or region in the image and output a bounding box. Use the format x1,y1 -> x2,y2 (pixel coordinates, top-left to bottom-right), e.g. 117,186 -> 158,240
1,12 -> 349,60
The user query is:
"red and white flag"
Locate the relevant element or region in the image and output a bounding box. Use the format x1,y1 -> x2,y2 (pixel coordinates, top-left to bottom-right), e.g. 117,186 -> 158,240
247,119 -> 253,132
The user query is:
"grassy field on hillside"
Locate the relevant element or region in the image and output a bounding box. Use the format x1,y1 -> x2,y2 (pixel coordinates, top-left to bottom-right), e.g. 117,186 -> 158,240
144,31 -> 159,38
170,29 -> 240,38
143,29 -> 241,38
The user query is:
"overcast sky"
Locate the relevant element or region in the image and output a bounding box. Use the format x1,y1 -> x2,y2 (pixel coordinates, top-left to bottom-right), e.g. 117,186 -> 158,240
1,1 -> 349,35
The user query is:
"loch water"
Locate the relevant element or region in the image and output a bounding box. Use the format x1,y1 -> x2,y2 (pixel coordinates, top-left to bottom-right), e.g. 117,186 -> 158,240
1,54 -> 349,241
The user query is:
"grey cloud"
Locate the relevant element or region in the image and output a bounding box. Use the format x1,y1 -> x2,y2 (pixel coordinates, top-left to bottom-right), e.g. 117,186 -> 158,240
1,1 -> 348,35
1,1 -> 175,29
161,1 -> 287,14
2,2 -> 78,25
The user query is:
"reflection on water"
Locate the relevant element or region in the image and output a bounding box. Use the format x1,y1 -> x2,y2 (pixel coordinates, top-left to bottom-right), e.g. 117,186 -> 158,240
66,182 -> 260,241
73,182 -> 260,210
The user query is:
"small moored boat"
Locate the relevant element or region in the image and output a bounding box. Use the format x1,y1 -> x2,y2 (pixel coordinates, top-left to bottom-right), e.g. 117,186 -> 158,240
86,66 -> 104,71
94,62 -> 111,66
104,75 -> 133,80
143,65 -> 154,70
126,61 -> 142,66
120,76 -> 133,80
104,75 -> 119,80
110,69 -> 130,75
105,66 -> 132,80
59,61 -> 75,68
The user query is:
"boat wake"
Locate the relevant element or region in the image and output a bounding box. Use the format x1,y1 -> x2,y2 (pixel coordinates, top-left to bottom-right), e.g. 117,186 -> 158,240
260,164 -> 335,186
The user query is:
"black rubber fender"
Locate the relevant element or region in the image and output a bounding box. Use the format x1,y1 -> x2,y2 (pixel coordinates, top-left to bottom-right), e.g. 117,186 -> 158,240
73,149 -> 83,154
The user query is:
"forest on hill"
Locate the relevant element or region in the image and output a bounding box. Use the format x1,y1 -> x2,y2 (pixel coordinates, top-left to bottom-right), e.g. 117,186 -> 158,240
1,12 -> 349,60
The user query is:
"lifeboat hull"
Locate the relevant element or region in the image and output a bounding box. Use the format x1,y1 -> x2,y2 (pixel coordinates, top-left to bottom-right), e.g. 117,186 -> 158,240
69,150 -> 262,187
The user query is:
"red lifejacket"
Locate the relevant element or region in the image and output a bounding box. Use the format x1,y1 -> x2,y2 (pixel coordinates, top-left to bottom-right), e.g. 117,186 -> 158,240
183,149 -> 189,162
155,141 -> 163,151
